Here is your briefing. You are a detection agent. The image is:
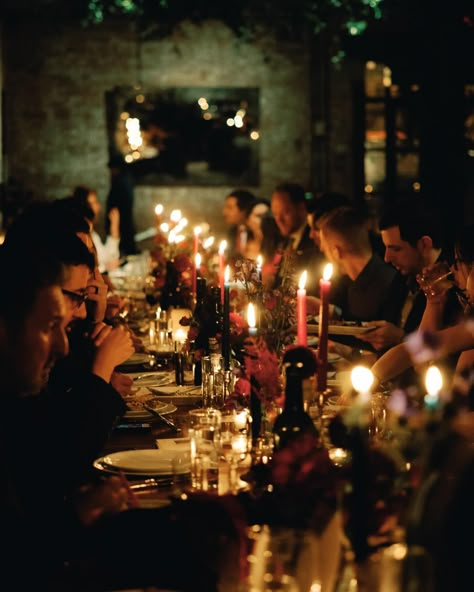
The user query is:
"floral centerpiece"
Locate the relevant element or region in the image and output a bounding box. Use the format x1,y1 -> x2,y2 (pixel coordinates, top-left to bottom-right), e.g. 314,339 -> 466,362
148,206 -> 218,310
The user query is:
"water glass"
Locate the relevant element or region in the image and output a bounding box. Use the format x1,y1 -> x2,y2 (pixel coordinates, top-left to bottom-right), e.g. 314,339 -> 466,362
378,543 -> 434,592
188,408 -> 222,492
219,409 -> 252,493
202,355 -> 226,408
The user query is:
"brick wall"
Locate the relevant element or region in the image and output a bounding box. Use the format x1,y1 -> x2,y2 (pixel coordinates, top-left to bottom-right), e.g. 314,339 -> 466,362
2,18 -> 317,241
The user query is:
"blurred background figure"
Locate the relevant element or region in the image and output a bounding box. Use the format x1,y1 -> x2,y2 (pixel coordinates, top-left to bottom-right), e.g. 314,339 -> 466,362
71,185 -> 121,273
270,181 -> 323,295
242,197 -> 283,264
222,188 -> 256,261
106,155 -> 139,257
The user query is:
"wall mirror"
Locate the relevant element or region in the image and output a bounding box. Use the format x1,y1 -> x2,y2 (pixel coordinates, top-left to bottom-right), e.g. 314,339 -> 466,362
105,86 -> 260,186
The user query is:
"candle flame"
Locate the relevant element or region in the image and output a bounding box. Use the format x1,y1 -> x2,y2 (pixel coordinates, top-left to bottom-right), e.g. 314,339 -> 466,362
194,226 -> 202,236
323,263 -> 333,281
219,240 -> 227,254
247,302 -> 256,328
256,254 -> 263,269
224,265 -> 231,283
203,236 -> 215,249
351,365 -> 374,394
195,252 -> 201,267
154,204 -> 163,216
170,209 -> 181,223
298,270 -> 307,290
425,365 -> 442,396
160,222 -> 169,233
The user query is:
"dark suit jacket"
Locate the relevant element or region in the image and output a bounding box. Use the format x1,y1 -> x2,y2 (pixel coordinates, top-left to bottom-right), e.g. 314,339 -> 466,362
273,224 -> 325,296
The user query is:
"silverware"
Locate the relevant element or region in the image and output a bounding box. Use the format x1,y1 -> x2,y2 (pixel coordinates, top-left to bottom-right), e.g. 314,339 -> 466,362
143,403 -> 181,433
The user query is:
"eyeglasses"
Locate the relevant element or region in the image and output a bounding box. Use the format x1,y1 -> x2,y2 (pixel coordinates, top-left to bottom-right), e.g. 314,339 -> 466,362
61,289 -> 89,308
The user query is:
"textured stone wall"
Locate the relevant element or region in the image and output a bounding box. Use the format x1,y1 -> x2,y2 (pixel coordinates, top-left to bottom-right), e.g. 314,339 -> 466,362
2,18 -> 314,241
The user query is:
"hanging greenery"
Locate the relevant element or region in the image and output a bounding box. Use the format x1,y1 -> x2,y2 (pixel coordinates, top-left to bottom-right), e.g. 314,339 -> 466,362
81,0 -> 385,61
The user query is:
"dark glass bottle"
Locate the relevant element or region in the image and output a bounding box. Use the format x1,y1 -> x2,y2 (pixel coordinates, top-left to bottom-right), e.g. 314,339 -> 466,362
272,362 -> 318,450
208,286 -> 222,341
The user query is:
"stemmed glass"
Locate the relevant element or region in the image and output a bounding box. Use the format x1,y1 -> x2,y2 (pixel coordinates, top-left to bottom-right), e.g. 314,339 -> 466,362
416,262 -> 454,298
219,409 -> 252,494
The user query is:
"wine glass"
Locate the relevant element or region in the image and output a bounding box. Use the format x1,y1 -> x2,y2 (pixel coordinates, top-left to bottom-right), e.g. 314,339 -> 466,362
219,409 -> 252,494
416,262 -> 454,298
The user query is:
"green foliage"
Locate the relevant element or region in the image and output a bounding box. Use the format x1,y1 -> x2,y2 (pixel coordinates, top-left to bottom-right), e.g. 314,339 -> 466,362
81,0 -> 387,48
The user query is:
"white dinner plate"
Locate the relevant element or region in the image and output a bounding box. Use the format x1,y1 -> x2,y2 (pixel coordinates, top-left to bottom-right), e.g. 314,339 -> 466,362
94,449 -> 190,476
132,372 -> 174,387
120,352 -> 150,366
123,400 -> 177,421
307,322 -> 375,336
328,323 -> 375,336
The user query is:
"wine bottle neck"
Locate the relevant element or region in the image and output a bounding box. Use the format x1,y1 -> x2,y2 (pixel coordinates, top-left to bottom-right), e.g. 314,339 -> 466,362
283,371 -> 305,413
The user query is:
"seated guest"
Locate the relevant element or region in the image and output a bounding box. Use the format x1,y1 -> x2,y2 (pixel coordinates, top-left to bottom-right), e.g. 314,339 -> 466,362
70,185 -> 122,273
316,205 -> 398,321
0,244 -> 132,589
357,196 -> 461,353
270,181 -> 324,295
371,225 -> 474,387
305,205 -> 400,359
0,244 -> 242,592
243,197 -> 283,268
222,188 -> 256,261
306,191 -> 351,254
3,206 -> 133,487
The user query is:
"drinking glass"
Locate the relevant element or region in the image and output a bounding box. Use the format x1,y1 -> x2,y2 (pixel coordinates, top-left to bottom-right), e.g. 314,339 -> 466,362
188,408 -> 222,492
202,355 -> 225,408
219,409 -> 252,493
416,262 -> 454,298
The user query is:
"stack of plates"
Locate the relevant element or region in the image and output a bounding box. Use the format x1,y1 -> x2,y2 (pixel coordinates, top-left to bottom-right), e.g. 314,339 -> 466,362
94,449 -> 190,477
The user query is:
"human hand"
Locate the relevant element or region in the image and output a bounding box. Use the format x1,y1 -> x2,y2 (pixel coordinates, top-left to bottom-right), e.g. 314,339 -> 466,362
358,320 -> 404,351
105,292 -> 124,319
75,476 -> 131,527
108,207 -> 120,238
86,268 -> 108,322
111,371 -> 134,397
91,324 -> 135,382
416,262 -> 453,300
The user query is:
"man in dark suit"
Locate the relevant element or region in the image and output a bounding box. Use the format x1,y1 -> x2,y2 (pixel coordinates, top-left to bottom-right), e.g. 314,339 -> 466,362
270,182 -> 324,295
359,197 -> 461,354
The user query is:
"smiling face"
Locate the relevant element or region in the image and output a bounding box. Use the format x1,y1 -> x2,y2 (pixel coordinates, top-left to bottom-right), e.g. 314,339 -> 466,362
381,226 -> 424,276
271,191 -> 306,237
2,285 -> 68,396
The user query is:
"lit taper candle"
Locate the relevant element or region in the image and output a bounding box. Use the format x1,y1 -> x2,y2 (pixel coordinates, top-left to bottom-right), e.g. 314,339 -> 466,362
297,270 -> 307,345
317,263 -> 333,392
222,265 -> 231,370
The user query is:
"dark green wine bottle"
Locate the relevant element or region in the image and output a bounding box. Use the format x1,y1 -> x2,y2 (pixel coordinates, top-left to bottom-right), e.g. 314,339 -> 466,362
272,362 -> 318,450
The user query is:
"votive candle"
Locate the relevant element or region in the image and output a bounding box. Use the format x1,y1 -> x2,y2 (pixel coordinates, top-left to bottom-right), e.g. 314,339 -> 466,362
247,302 -> 257,337
424,365 -> 442,410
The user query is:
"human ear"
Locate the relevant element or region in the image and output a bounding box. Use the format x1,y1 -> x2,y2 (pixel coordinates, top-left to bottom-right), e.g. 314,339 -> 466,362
417,235 -> 433,254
